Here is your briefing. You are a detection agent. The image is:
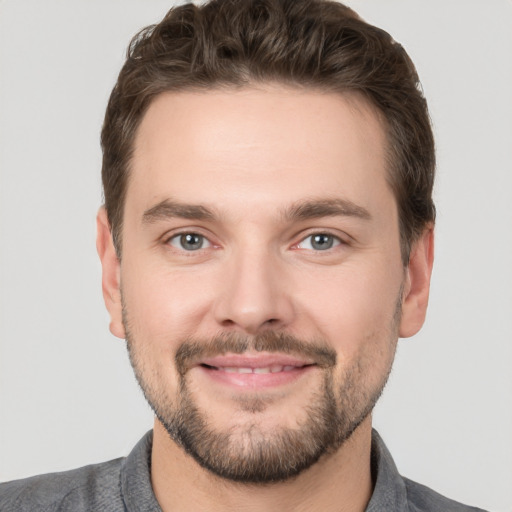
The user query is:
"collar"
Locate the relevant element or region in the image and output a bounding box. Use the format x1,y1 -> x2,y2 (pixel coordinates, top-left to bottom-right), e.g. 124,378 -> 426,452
119,429 -> 407,511
366,429 -> 408,511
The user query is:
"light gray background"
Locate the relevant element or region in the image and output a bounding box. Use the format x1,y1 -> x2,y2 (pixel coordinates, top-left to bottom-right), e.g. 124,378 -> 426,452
1,1 -> 511,510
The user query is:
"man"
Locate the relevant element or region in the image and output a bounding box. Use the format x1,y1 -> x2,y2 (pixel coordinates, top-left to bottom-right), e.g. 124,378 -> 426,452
0,0 -> 490,510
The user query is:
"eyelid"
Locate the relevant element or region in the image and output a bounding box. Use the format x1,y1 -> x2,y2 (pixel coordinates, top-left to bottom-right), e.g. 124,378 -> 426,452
168,233 -> 212,249
160,227 -> 350,252
162,225 -> 212,241
163,227 -> 219,251
292,230 -> 350,251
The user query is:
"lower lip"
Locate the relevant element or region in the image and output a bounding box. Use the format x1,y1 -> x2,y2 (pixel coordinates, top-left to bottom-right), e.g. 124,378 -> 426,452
196,365 -> 315,389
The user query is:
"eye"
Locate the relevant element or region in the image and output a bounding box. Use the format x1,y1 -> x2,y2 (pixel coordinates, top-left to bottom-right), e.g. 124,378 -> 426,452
297,233 -> 341,251
168,233 -> 211,251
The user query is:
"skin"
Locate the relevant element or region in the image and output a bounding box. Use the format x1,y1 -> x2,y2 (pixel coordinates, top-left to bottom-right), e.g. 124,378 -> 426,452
97,86 -> 434,512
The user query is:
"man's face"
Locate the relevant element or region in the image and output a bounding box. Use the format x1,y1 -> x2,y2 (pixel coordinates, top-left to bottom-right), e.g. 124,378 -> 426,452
98,86 -> 432,482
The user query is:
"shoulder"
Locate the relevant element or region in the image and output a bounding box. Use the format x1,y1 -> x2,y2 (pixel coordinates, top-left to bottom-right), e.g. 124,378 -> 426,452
369,430 -> 489,512
404,477 -> 489,512
0,457 -> 125,512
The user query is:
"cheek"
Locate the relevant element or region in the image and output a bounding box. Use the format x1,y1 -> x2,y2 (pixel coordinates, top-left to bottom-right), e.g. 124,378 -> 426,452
295,264 -> 402,355
299,268 -> 401,399
120,258 -> 216,342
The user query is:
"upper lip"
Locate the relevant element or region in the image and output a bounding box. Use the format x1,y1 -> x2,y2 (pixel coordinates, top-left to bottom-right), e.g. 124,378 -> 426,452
198,352 -> 315,369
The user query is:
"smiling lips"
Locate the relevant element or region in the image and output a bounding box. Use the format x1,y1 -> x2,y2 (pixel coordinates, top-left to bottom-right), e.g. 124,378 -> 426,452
207,365 -> 300,374
197,353 -> 316,388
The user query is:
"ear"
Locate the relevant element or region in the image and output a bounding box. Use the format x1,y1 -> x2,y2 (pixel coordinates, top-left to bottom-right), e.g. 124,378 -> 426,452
96,207 -> 125,339
399,226 -> 435,338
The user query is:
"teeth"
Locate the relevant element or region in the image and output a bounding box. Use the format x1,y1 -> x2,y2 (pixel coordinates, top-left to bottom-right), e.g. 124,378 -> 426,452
217,365 -> 297,374
253,367 -> 271,374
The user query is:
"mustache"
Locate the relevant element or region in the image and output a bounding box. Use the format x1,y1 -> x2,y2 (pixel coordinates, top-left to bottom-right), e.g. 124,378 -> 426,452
175,331 -> 337,376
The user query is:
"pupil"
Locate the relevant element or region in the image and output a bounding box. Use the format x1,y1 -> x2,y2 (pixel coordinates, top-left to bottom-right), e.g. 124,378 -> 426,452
181,233 -> 202,250
312,234 -> 333,250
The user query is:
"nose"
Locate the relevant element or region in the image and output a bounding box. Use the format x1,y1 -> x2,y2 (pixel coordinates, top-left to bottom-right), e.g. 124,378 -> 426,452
212,247 -> 295,335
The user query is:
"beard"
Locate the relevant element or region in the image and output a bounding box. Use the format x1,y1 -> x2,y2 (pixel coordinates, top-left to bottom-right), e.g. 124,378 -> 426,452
124,316 -> 399,484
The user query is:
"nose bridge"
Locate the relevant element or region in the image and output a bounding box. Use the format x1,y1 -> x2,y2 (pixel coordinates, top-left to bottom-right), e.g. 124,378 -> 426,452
213,242 -> 293,333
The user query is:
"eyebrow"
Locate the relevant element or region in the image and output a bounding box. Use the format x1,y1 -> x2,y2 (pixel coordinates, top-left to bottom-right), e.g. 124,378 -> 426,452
142,199 -> 215,224
141,197 -> 371,225
283,198 -> 371,222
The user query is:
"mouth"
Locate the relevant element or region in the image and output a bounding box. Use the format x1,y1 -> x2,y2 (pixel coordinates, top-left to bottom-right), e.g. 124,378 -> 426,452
201,364 -> 308,374
194,353 -> 317,389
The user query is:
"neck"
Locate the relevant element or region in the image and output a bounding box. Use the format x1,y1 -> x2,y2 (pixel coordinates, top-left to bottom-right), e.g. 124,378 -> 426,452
151,417 -> 374,512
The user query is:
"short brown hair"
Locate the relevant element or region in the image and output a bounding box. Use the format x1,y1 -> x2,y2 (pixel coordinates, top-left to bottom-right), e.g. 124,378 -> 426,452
101,0 -> 435,263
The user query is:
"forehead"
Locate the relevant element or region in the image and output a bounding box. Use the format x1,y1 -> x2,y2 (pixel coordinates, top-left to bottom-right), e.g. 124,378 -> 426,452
127,86 -> 391,219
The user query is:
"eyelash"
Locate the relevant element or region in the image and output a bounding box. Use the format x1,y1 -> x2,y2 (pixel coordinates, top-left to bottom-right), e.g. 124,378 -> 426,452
165,230 -> 346,253
294,233 -> 344,251
166,232 -> 212,252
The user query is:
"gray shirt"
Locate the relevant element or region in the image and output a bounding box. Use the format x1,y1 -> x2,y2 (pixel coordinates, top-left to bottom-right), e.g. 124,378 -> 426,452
0,430 -> 488,511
